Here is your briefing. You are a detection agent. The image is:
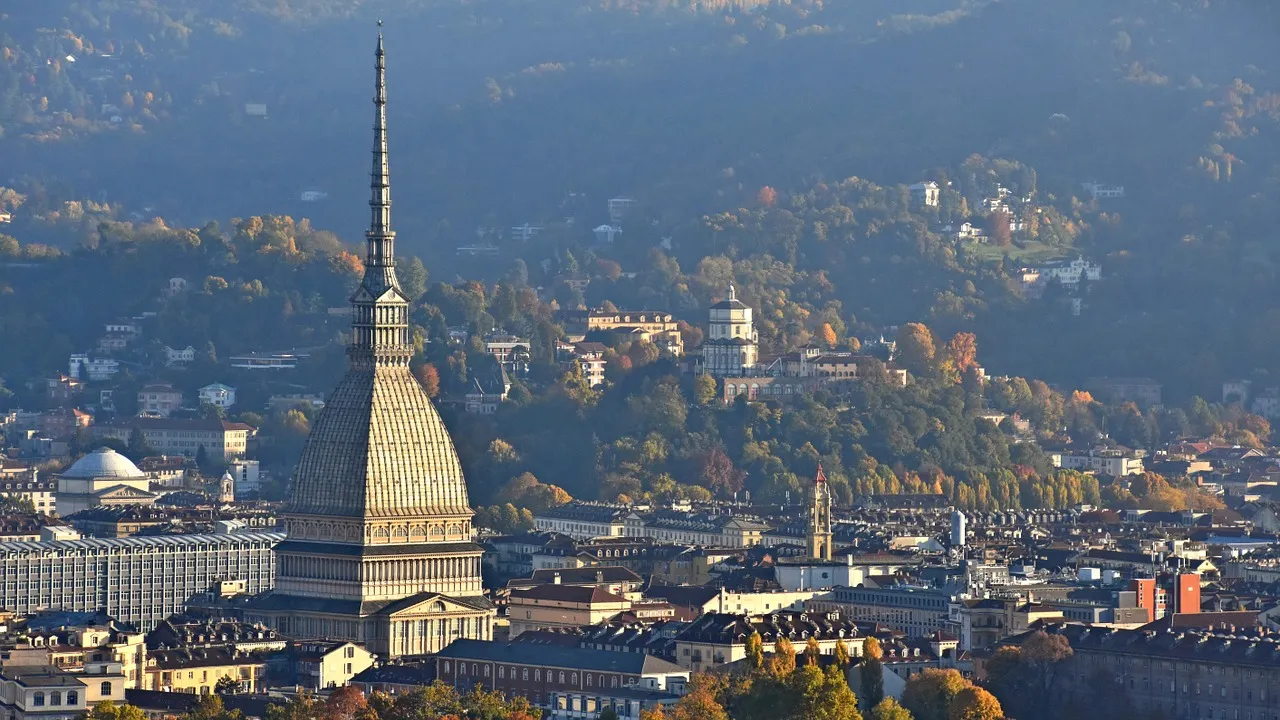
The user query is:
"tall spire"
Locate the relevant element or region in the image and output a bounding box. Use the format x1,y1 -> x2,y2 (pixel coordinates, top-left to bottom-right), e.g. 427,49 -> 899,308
348,26 -> 410,368
368,24 -> 393,266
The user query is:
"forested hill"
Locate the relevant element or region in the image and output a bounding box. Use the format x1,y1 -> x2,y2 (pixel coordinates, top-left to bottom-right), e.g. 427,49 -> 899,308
4,0 -> 1280,397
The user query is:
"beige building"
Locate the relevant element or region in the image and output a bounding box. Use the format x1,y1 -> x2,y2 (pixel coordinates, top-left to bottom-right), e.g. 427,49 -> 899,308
1,462 -> 55,515
145,648 -> 267,694
96,419 -> 252,461
294,641 -> 376,691
137,382 -> 183,418
673,611 -> 865,673
246,35 -> 494,658
507,585 -> 632,637
806,586 -> 952,639
565,309 -> 684,356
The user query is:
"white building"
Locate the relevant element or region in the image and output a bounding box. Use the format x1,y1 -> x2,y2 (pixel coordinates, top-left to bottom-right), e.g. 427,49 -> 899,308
68,354 -> 120,382
909,181 -> 940,207
608,197 -> 637,224
1019,257 -> 1101,296
198,383 -> 237,409
593,224 -> 622,245
0,531 -> 282,631
1051,447 -> 1144,477
1081,182 -> 1125,199
163,345 -> 196,365
700,285 -> 758,377
228,459 -> 262,496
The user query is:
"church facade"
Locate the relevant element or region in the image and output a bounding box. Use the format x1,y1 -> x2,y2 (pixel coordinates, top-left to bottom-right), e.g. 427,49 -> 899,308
246,33 -> 493,657
700,284 -> 759,377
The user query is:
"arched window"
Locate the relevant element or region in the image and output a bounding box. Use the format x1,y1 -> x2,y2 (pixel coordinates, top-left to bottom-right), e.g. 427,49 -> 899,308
587,674 -> 594,687
69,691 -> 79,705
484,666 -> 490,677
571,673 -> 579,684
33,693 -> 44,707
101,681 -> 112,696
559,672 -> 566,684
443,661 -> 451,673
499,667 -> 505,679
50,692 -> 61,706
535,669 -> 541,681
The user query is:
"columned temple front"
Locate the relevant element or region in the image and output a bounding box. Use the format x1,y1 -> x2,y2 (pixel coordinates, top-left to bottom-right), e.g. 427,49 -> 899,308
246,33 -> 493,657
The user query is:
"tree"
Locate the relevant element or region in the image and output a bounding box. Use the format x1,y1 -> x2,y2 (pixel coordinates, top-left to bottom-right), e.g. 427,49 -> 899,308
324,687 -> 369,720
671,674 -> 730,720
770,637 -> 797,676
640,705 -> 668,720
902,669 -> 968,720
88,702 -> 146,720
895,323 -> 936,377
947,687 -> 1002,720
694,373 -> 719,406
805,636 -> 822,666
871,699 -> 914,720
820,322 -> 838,348
758,186 -> 778,208
834,639 -> 852,668
183,695 -> 242,720
945,333 -> 978,375
860,636 -> 885,709
745,632 -> 765,672
600,708 -> 621,720
989,212 -> 1012,246
415,363 -> 441,398
792,664 -> 863,720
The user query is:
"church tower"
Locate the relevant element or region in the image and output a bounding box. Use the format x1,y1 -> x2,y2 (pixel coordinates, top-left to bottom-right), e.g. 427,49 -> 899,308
806,464 -> 833,560
702,283 -> 759,377
248,31 -> 493,657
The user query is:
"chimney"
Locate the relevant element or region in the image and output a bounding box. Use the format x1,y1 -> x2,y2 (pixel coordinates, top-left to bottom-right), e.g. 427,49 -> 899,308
553,573 -> 561,585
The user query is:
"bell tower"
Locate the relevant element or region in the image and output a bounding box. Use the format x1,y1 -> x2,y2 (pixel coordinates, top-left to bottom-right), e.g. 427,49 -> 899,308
806,464 -> 833,560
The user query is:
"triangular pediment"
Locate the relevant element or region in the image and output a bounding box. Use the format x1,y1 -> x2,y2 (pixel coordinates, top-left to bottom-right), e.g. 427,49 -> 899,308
94,484 -> 158,499
382,594 -> 475,618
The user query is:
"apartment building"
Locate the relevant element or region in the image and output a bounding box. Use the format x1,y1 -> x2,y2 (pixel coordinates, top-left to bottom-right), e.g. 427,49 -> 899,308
0,531 -> 282,631
807,585 -> 952,638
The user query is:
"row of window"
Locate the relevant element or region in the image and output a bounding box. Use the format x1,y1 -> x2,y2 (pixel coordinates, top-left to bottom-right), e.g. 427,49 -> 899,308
445,661 -> 624,689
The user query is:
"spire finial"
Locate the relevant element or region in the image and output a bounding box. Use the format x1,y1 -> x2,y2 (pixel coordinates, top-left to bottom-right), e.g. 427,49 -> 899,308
728,282 -> 736,301
367,26 -> 393,258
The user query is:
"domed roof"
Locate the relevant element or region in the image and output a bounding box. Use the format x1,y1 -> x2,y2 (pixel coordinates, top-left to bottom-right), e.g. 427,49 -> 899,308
61,447 -> 145,480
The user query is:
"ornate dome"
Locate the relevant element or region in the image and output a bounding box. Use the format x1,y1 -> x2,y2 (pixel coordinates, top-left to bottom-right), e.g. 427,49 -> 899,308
61,447 -> 145,479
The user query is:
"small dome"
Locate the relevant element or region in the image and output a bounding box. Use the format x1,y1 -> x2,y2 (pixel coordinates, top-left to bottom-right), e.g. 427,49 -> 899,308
61,447 -> 145,480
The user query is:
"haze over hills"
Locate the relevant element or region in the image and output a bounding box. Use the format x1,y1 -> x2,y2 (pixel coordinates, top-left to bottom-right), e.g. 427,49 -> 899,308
3,0 -> 1280,397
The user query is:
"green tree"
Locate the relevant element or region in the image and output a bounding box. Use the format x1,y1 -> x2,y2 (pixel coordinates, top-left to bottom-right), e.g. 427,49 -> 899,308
792,664 -> 863,720
182,695 -> 242,720
694,373 -> 719,406
88,702 -> 147,720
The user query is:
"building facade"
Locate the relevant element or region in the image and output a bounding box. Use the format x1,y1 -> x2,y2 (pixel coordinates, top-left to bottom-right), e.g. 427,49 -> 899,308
700,285 -> 758,377
246,35 -> 493,658
0,532 -> 281,631
807,586 -> 951,638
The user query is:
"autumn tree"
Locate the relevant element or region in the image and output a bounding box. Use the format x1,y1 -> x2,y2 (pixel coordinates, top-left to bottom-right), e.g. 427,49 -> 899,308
902,669 -> 968,720
834,639 -> 852,668
860,636 -> 885,709
945,333 -> 978,375
414,363 -> 441,398
693,373 -> 719,406
805,636 -> 822,666
671,674 -> 730,720
871,698 -> 914,720
895,323 -> 936,377
758,186 -> 779,208
745,632 -> 765,672
820,322 -> 838,348
989,211 -> 1012,246
947,686 -> 1002,720
771,637 -> 797,676
88,702 -> 146,720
